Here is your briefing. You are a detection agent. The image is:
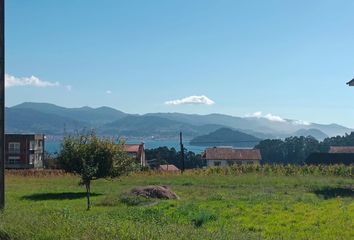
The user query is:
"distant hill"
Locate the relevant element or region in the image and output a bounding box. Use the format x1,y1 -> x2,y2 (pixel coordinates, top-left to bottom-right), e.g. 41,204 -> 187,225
147,112 -> 353,137
12,102 -> 126,124
5,107 -> 88,135
5,102 -> 353,139
190,128 -> 262,148
101,115 -> 224,138
293,128 -> 328,140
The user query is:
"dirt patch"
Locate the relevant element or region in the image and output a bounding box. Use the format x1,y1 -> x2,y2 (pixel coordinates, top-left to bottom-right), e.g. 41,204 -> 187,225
131,185 -> 179,200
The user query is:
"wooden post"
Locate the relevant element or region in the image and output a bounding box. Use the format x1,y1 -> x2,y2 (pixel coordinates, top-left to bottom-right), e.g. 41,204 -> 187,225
180,132 -> 185,172
0,0 -> 4,210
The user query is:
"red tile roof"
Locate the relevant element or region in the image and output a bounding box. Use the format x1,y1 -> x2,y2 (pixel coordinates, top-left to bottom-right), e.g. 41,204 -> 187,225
329,146 -> 354,153
158,164 -> 180,171
124,144 -> 143,153
203,148 -> 261,161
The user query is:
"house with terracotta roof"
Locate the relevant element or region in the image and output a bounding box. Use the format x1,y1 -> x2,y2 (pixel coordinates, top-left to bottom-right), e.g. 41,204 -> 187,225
329,146 -> 354,153
306,146 -> 354,165
123,143 -> 146,167
203,147 -> 261,167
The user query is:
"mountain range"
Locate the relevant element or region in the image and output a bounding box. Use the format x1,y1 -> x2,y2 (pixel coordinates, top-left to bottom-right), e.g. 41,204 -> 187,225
5,102 -> 353,141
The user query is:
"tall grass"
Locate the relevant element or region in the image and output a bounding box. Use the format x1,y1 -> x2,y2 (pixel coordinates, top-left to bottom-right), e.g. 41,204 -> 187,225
5,169 -> 70,177
135,164 -> 354,177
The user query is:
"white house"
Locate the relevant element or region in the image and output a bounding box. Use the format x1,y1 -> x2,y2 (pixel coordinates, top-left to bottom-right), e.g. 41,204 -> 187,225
203,147 -> 261,167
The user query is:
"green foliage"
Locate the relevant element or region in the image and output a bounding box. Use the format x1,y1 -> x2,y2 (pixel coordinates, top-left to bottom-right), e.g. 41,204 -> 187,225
321,132 -> 354,150
191,211 -> 217,227
255,136 -> 320,164
58,130 -> 132,179
57,130 -> 133,209
119,194 -> 154,206
186,164 -> 354,177
145,147 -> 205,169
256,132 -> 354,165
0,229 -> 11,240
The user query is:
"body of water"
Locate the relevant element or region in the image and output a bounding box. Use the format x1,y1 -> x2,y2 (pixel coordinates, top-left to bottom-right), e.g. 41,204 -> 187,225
45,139 -> 206,154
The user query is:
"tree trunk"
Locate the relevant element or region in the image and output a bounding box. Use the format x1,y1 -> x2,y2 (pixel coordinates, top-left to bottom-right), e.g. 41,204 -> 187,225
85,181 -> 91,210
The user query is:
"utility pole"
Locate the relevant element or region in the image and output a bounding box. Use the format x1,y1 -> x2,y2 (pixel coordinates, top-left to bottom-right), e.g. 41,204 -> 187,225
0,0 -> 4,210
180,132 -> 185,172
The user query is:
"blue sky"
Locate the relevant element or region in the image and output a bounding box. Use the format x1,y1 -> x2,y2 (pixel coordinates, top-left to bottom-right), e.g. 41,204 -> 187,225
5,0 -> 354,127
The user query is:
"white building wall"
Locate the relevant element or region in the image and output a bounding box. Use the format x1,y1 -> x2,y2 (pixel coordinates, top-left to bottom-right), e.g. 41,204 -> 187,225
207,159 -> 260,167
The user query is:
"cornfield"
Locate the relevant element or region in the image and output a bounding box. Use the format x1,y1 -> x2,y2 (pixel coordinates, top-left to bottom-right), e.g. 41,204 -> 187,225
5,164 -> 354,178
136,164 -> 354,177
187,164 -> 354,177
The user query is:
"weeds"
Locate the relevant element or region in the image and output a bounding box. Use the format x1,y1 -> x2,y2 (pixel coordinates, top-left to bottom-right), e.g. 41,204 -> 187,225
120,194 -> 154,206
191,211 -> 217,227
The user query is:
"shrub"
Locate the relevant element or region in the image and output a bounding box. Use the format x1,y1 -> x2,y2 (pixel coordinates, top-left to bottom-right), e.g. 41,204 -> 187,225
191,211 -> 217,227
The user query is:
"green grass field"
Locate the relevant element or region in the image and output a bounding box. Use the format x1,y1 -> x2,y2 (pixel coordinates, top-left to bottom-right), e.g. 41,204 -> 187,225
0,171 -> 353,240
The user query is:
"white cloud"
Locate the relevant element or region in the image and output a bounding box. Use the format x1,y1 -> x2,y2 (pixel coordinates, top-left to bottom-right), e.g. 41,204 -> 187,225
292,120 -> 311,126
5,73 -> 73,92
246,111 -> 286,122
165,95 -> 215,105
106,90 -> 112,94
246,111 -> 311,125
5,74 -> 60,88
264,113 -> 286,122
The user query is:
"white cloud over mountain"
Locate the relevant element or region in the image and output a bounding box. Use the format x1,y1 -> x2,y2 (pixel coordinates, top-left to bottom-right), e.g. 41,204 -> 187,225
5,74 -> 59,88
246,111 -> 286,122
165,95 -> 215,105
246,111 -> 311,125
5,73 -> 72,91
292,120 -> 311,126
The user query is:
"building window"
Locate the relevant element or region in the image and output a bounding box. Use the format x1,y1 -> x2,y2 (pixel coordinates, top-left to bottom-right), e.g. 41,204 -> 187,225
8,156 -> 20,164
227,160 -> 235,166
8,142 -> 20,154
214,161 -> 221,166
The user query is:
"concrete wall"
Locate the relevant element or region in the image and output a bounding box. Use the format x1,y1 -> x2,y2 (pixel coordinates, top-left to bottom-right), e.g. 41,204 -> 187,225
207,159 -> 260,167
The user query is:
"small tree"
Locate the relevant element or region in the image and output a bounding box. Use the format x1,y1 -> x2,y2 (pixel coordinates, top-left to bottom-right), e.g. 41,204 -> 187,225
58,130 -> 133,210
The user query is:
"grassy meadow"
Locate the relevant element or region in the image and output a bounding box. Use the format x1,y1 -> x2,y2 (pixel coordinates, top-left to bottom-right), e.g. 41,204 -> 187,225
0,168 -> 353,240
